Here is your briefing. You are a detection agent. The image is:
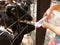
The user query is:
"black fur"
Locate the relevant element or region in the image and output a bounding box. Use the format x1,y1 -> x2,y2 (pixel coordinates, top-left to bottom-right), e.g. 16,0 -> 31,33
0,1 -> 35,45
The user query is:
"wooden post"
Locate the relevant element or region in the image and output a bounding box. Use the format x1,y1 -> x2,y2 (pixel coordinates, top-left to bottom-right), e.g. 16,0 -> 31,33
36,0 -> 51,45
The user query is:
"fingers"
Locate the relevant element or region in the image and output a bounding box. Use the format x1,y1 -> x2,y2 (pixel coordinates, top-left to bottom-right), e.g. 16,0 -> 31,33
42,21 -> 50,28
43,13 -> 52,23
43,12 -> 47,17
42,21 -> 48,28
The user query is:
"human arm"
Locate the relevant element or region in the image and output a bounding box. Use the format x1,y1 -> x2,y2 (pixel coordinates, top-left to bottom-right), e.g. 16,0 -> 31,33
43,5 -> 60,21
44,5 -> 60,16
42,5 -> 60,36
42,21 -> 60,36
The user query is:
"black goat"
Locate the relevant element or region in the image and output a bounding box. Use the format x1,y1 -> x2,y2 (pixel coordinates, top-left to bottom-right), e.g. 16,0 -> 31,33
0,2 -> 35,45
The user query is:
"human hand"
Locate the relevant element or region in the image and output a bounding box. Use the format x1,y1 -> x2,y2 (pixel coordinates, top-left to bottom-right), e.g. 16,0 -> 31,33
42,21 -> 50,28
43,8 -> 53,22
